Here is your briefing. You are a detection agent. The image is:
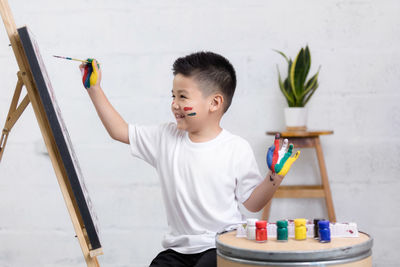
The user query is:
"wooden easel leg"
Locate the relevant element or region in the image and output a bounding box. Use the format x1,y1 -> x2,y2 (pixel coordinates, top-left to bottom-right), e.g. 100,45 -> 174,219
85,255 -> 100,267
261,200 -> 272,221
315,137 -> 337,222
0,72 -> 30,162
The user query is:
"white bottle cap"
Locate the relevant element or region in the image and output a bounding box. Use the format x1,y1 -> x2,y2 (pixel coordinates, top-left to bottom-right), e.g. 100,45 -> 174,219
236,224 -> 247,238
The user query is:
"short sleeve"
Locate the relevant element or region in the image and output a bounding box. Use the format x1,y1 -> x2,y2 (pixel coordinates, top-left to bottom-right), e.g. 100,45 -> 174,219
128,123 -> 162,167
234,140 -> 264,203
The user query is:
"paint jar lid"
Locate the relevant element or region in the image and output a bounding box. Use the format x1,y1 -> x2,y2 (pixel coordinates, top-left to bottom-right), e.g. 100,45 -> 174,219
314,218 -> 324,224
246,218 -> 258,226
318,220 -> 330,228
256,221 -> 267,228
294,218 -> 307,227
277,220 -> 288,228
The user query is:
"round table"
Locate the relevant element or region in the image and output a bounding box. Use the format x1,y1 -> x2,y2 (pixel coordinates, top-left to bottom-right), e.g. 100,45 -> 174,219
216,230 -> 373,267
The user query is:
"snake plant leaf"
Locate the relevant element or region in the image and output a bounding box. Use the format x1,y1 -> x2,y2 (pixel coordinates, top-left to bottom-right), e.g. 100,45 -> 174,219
289,51 -> 300,102
291,47 -> 310,99
301,46 -> 311,91
303,81 -> 319,106
273,49 -> 290,64
287,59 -> 293,84
286,59 -> 296,106
301,66 -> 320,99
303,83 -> 318,106
277,66 -> 294,106
304,45 -> 311,78
285,82 -> 296,107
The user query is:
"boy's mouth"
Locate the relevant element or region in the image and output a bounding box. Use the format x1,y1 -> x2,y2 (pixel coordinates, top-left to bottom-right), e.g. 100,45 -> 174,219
175,113 -> 185,119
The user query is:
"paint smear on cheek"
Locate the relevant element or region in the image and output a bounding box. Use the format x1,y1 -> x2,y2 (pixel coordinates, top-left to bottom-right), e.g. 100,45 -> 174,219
184,106 -> 196,116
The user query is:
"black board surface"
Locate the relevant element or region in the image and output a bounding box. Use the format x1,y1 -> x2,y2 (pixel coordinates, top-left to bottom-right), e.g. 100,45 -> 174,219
17,26 -> 101,250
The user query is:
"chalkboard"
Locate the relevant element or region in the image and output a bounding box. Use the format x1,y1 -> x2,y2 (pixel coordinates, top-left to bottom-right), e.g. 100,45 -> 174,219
17,26 -> 101,250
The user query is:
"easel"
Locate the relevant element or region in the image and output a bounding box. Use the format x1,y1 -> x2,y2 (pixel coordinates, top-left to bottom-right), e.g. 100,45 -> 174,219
0,0 -> 102,266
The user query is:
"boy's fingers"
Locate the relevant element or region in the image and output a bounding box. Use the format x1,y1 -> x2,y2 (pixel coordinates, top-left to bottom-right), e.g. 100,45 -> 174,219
282,139 -> 288,151
287,144 -> 294,154
79,59 -> 100,89
83,64 -> 93,89
271,133 -> 280,172
79,63 -> 85,72
278,138 -> 289,162
266,145 -> 275,170
82,65 -> 89,88
92,59 -> 98,70
277,150 -> 301,176
291,150 -> 300,160
275,145 -> 293,173
89,59 -> 99,88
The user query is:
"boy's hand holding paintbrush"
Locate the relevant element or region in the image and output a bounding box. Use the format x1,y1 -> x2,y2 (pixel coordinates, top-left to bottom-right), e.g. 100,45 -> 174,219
53,54 -> 127,143
53,55 -> 101,89
79,59 -> 101,90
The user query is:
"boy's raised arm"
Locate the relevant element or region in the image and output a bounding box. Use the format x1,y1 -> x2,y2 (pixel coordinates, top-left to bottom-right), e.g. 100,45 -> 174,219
80,60 -> 129,144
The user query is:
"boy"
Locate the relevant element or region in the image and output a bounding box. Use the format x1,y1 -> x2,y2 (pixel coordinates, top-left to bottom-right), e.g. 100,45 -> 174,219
80,52 -> 299,267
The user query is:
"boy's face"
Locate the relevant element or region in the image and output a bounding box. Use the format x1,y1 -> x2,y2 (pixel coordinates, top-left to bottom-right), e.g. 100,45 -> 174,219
171,74 -> 214,132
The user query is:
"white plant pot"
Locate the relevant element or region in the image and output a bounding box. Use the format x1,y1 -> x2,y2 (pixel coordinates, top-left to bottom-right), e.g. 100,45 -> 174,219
284,107 -> 308,131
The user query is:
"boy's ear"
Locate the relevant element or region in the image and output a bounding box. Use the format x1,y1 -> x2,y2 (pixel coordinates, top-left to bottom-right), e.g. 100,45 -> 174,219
210,93 -> 224,113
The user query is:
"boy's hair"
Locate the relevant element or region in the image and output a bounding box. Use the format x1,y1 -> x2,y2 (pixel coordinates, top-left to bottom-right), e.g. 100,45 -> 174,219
172,51 -> 236,113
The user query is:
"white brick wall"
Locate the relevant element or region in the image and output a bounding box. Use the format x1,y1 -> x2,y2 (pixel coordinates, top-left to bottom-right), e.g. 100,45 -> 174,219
1,0 -> 399,266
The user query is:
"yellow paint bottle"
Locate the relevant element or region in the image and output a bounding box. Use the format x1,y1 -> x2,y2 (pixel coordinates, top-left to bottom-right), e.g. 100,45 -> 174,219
294,218 -> 307,240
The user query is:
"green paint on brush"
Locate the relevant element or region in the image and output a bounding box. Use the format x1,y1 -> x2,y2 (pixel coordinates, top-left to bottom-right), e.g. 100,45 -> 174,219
274,144 -> 293,173
187,112 -> 196,116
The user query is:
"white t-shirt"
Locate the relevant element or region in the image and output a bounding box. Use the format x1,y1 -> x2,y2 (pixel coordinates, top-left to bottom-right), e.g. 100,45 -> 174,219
128,122 -> 263,254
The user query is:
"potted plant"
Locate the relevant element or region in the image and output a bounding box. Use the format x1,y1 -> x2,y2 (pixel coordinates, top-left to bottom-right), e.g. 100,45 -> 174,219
275,45 -> 320,131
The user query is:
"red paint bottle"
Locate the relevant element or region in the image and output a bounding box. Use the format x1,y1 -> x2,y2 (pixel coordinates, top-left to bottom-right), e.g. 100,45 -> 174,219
256,221 -> 267,242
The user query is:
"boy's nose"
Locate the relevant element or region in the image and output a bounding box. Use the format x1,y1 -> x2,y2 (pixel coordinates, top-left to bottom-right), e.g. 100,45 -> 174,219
172,102 -> 179,109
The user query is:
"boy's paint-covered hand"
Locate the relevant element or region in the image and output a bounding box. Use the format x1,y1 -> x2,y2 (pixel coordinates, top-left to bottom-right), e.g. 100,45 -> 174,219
276,150 -> 300,176
266,133 -> 300,176
79,59 -> 101,89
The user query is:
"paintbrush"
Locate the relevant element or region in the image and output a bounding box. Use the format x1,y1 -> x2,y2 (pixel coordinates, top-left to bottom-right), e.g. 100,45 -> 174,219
53,55 -> 90,63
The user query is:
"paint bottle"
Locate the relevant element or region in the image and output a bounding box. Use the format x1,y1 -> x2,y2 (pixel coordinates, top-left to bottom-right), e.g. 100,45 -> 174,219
294,218 -> 307,240
255,221 -> 267,243
277,220 -> 288,242
314,219 -> 323,240
318,220 -> 331,243
246,218 -> 258,240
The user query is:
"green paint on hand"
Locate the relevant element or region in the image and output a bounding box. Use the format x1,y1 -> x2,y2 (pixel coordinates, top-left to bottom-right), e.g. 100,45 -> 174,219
187,112 -> 196,116
274,144 -> 293,173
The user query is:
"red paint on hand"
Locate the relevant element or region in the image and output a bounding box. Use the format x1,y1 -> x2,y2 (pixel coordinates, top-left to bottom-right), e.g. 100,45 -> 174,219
271,133 -> 280,172
184,107 -> 193,111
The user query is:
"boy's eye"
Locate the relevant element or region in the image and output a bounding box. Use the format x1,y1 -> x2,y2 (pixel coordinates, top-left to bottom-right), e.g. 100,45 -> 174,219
171,93 -> 187,99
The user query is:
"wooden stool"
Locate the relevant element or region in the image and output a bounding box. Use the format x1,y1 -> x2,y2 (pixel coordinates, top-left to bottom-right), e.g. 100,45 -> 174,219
262,130 -> 336,222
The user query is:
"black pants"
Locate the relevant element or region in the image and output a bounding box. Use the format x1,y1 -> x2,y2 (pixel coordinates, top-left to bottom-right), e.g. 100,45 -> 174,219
149,248 -> 216,267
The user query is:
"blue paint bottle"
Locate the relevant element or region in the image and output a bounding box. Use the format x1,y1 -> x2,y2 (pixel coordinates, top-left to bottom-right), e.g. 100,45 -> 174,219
318,220 -> 331,243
